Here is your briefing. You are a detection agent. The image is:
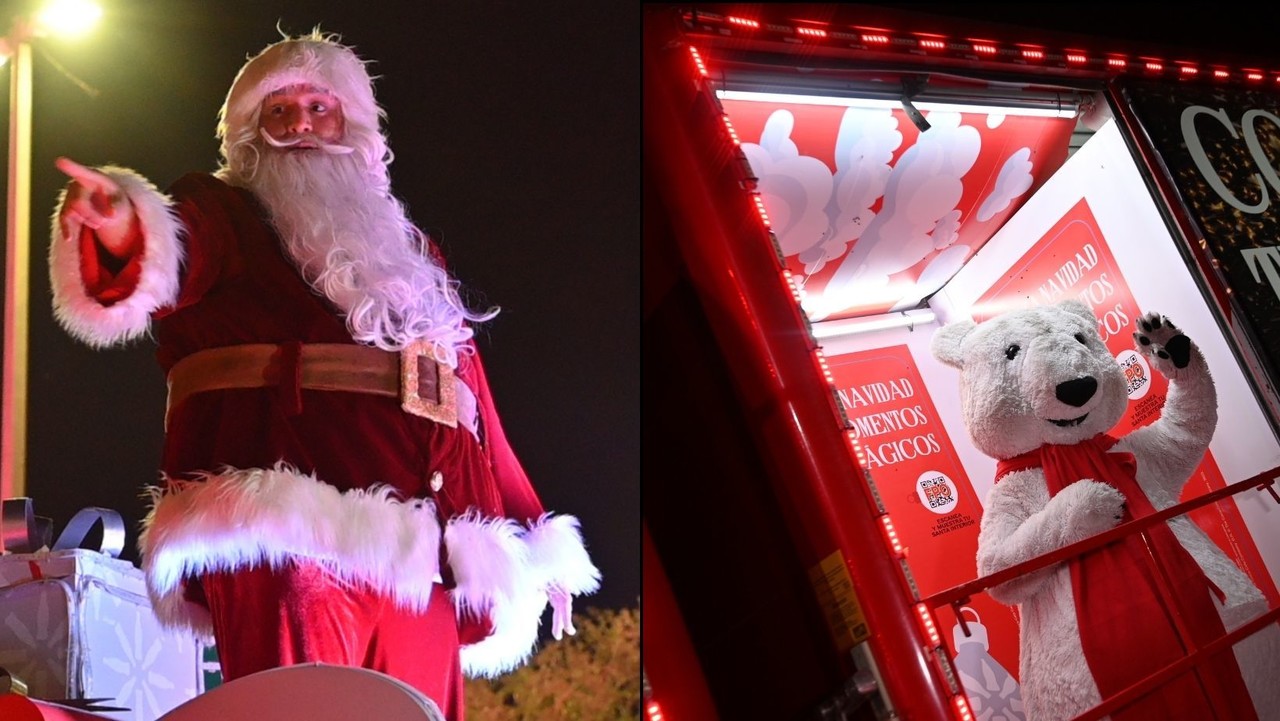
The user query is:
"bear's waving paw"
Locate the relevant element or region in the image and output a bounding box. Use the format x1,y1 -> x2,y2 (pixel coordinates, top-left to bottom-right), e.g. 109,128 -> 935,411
1133,312 -> 1192,371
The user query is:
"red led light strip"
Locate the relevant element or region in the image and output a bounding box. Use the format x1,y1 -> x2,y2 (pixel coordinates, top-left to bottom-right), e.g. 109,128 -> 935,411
781,269 -> 804,305
915,603 -> 941,646
752,194 -> 771,226
720,114 -> 741,145
814,350 -> 833,384
690,13 -> 1280,85
645,700 -> 664,721
880,515 -> 904,557
952,694 -> 976,721
687,46 -> 708,77
847,431 -> 867,468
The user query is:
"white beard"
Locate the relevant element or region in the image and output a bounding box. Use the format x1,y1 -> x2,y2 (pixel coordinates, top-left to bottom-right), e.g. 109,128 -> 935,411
226,146 -> 485,366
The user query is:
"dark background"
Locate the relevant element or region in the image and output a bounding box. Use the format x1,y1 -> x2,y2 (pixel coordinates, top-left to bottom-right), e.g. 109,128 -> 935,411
0,0 -> 637,617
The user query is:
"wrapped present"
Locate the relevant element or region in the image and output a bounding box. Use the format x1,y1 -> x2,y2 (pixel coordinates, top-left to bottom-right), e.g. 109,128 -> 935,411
0,500 -> 206,721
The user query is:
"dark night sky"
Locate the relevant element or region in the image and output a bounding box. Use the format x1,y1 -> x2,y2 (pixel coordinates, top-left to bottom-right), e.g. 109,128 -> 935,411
0,1 -> 638,614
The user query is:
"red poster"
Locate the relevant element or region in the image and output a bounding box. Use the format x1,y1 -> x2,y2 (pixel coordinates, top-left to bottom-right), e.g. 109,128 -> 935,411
975,198 -> 1279,603
829,345 -> 1022,688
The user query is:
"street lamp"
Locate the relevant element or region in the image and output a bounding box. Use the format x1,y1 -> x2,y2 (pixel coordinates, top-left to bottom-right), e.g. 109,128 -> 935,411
1,0 -> 102,500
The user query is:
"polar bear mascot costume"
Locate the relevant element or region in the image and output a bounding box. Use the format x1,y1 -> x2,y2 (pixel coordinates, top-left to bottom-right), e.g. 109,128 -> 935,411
930,298 -> 1279,721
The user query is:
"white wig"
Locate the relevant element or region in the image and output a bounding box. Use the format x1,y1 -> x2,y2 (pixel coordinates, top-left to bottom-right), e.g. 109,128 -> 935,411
218,31 -> 390,188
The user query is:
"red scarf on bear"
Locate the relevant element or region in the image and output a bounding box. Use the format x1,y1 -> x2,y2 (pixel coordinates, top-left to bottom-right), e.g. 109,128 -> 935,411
996,434 -> 1255,720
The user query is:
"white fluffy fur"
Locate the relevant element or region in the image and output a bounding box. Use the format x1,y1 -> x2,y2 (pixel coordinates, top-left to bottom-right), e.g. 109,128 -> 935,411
140,465 -> 595,679
49,166 -> 184,347
140,464 -> 442,639
933,300 -> 1280,720
524,514 -> 602,596
447,513 -> 599,678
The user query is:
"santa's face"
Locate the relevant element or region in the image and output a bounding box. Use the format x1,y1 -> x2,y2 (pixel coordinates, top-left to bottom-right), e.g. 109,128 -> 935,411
259,84 -> 345,149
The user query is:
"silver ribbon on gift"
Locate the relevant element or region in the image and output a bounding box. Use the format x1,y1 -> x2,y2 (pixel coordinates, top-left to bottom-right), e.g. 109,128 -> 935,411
0,664 -> 30,696
1,497 -> 46,553
1,498 -> 125,557
53,507 -> 126,558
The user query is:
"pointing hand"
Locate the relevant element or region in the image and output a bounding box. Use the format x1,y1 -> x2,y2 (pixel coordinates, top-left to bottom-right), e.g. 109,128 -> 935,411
55,157 -> 138,255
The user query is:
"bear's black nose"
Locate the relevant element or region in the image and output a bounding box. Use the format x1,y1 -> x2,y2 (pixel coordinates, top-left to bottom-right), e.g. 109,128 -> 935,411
1056,376 -> 1097,408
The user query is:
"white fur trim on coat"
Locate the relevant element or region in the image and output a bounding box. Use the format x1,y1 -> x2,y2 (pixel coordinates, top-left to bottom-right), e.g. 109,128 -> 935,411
448,512 -> 600,678
49,166 -> 184,348
524,514 -> 602,596
139,464 -> 442,639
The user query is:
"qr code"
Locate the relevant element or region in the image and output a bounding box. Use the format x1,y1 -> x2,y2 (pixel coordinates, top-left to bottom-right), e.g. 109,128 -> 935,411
1120,354 -> 1147,395
920,476 -> 954,509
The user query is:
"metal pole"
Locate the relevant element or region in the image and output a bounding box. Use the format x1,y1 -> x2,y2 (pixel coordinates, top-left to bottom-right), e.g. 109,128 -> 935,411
2,24 -> 32,499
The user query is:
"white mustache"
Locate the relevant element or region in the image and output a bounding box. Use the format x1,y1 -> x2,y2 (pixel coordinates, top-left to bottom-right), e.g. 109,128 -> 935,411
259,127 -> 355,155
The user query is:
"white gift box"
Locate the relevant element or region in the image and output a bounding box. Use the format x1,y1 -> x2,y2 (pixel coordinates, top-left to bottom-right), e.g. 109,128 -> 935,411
0,549 -> 205,720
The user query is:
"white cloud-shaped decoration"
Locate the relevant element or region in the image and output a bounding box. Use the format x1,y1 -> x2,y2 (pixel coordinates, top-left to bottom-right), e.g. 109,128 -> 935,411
740,110 -> 835,259
800,108 -> 903,274
932,209 -> 963,250
976,147 -> 1034,222
814,112 -> 981,319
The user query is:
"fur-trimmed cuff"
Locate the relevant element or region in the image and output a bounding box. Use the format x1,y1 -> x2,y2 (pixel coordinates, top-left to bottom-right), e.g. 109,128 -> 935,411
449,513 -> 599,679
139,464 -> 442,639
49,166 -> 184,348
525,514 -> 601,595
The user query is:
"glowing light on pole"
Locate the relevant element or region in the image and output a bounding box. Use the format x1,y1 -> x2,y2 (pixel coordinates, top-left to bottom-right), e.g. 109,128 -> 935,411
1,1 -> 101,501
37,0 -> 103,37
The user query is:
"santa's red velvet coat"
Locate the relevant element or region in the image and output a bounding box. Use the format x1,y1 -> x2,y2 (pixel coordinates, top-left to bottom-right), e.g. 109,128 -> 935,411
49,169 -> 600,707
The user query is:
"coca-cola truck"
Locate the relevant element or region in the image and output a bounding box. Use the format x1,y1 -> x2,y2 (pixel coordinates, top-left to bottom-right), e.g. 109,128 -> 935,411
644,5 -> 1280,720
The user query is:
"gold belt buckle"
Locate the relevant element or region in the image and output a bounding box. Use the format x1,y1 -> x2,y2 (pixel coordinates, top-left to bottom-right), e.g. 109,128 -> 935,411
400,339 -> 458,427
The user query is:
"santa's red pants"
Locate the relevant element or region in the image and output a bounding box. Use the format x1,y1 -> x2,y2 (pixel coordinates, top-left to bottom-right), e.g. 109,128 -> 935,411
198,561 -> 463,720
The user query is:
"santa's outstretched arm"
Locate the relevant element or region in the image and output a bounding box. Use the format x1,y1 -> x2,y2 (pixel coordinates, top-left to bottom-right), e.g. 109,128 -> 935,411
49,157 -> 184,349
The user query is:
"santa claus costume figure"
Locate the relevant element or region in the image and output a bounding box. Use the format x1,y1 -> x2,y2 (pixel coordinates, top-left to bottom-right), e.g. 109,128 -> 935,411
50,32 -> 600,719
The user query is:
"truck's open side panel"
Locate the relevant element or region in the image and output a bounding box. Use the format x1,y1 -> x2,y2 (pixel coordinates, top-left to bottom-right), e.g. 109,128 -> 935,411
644,6 -> 1280,720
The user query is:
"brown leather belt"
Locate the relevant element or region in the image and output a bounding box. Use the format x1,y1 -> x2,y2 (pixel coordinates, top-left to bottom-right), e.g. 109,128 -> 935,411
165,341 -> 458,429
